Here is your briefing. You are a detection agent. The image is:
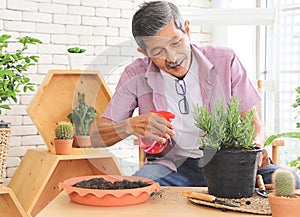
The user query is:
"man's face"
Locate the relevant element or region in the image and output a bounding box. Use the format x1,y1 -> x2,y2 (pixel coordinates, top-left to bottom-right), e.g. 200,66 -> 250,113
143,20 -> 191,78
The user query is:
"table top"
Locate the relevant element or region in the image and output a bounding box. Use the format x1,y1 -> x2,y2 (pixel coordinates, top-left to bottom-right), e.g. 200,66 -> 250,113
36,187 -> 267,217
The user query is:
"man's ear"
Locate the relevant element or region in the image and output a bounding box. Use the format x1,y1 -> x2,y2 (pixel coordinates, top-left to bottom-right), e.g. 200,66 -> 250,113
184,20 -> 191,38
137,47 -> 147,56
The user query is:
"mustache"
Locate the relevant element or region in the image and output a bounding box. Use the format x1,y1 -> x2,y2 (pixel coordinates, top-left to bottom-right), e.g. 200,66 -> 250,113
166,57 -> 185,69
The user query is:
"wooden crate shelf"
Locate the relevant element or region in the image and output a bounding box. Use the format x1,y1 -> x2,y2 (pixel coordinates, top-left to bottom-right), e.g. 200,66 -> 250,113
8,148 -> 122,217
0,186 -> 27,217
27,70 -> 112,153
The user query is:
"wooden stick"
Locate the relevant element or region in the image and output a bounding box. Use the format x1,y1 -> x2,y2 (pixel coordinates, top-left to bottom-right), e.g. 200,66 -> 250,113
182,191 -> 215,202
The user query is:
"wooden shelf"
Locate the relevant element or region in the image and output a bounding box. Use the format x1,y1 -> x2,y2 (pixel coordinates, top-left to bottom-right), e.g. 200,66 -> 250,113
27,70 -> 112,153
0,186 -> 27,217
8,148 -> 122,217
9,70 -> 120,216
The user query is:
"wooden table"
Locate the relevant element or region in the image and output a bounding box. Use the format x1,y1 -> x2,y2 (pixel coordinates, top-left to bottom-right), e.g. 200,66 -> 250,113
36,187 -> 266,217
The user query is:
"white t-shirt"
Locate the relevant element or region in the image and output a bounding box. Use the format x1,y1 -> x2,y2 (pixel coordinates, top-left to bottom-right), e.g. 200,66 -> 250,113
161,52 -> 203,158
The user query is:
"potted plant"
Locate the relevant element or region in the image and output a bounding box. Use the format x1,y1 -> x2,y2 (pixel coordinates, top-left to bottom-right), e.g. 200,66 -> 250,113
67,46 -> 86,70
54,121 -> 74,155
268,168 -> 300,217
67,92 -> 97,148
194,97 -> 262,198
264,86 -> 300,168
0,34 -> 41,184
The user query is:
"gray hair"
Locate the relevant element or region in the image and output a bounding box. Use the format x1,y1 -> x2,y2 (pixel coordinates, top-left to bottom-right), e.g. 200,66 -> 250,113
132,1 -> 186,52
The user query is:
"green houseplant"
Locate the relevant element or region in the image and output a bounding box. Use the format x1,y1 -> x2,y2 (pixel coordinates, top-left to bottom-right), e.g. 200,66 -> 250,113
264,86 -> 300,171
54,121 -> 74,155
0,34 -> 41,115
0,34 -> 41,184
67,46 -> 86,70
268,168 -> 300,217
67,92 -> 97,147
194,97 -> 262,198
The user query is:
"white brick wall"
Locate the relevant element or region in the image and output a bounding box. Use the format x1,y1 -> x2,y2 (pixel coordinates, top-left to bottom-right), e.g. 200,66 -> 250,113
23,12 -> 52,23
0,9 -> 22,20
7,0 -> 38,11
1,0 -> 211,185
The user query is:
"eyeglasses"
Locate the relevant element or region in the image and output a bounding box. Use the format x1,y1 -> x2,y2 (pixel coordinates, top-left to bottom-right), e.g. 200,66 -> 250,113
175,79 -> 189,114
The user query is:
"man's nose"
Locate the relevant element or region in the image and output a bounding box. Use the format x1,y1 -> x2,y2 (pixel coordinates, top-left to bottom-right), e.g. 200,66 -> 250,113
166,49 -> 177,62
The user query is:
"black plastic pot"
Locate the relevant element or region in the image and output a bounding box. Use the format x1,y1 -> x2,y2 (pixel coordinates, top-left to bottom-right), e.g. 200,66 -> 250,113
204,147 -> 262,198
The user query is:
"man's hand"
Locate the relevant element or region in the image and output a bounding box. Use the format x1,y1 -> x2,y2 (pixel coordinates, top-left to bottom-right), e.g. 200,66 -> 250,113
90,112 -> 175,147
127,112 -> 175,143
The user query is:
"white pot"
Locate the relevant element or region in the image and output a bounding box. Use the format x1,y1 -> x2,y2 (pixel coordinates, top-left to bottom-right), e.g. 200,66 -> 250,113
67,53 -> 85,70
211,0 -> 229,8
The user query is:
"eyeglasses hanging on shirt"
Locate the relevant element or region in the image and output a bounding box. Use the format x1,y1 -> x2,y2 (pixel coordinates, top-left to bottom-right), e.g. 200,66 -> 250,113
175,79 -> 189,114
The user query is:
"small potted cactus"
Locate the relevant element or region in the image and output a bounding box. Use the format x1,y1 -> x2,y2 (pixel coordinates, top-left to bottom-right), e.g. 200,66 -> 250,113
54,121 -> 74,155
67,92 -> 97,148
268,168 -> 300,217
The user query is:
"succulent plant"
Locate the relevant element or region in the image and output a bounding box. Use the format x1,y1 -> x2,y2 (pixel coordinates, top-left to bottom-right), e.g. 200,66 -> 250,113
272,168 -> 296,197
67,47 -> 86,53
55,121 -> 74,139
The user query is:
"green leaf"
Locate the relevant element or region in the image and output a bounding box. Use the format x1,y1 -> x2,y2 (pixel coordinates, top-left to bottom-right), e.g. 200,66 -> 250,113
24,56 -> 31,63
0,35 -> 11,43
23,77 -> 30,83
0,105 -> 10,110
264,132 -> 300,146
23,84 -> 35,92
30,56 -> 39,62
289,157 -> 300,170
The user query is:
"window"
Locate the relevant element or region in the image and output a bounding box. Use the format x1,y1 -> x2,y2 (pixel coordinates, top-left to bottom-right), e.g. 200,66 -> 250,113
265,0 -> 300,166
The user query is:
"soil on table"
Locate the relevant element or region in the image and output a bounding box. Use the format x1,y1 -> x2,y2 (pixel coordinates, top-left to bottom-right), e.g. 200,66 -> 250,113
72,177 -> 151,190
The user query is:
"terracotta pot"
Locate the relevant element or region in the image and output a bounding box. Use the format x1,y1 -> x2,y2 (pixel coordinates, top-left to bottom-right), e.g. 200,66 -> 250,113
54,139 -> 73,155
268,192 -> 300,217
73,135 -> 92,148
58,175 -> 160,206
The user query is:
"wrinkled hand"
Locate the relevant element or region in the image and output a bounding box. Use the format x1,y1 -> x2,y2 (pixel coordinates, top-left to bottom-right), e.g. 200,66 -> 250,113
127,112 -> 175,142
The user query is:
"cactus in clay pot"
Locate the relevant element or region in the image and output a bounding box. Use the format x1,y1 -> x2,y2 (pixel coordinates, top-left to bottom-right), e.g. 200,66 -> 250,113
272,168 -> 296,197
55,121 -> 74,139
67,92 -> 97,147
54,121 -> 74,155
67,92 -> 97,136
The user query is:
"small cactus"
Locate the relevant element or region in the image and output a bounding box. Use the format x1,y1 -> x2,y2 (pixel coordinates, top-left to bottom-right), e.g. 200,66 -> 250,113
272,168 -> 296,197
67,92 -> 97,136
55,121 -> 74,139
